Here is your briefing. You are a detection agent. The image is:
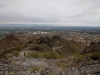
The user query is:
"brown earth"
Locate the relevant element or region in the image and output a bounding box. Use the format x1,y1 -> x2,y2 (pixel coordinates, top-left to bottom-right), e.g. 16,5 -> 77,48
0,34 -> 24,50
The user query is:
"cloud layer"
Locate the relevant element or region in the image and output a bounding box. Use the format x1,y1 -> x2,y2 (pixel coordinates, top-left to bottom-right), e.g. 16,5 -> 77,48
0,0 -> 100,26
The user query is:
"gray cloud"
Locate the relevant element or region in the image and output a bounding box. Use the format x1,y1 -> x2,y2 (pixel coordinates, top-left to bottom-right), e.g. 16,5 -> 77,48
0,0 -> 100,26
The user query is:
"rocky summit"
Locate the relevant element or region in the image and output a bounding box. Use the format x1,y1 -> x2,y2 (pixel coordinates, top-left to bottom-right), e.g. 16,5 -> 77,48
0,55 -> 100,75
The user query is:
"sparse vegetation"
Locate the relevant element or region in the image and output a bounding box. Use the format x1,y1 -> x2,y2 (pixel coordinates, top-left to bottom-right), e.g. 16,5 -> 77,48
56,61 -> 67,67
26,51 -> 40,58
72,51 -> 100,60
72,53 -> 87,60
36,36 -> 53,47
43,52 -> 58,59
7,54 -> 13,58
33,44 -> 43,52
13,51 -> 19,56
30,65 -> 40,73
26,51 -> 59,59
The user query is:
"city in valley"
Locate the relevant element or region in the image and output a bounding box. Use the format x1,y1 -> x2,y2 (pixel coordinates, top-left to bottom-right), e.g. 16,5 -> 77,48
0,25 -> 100,75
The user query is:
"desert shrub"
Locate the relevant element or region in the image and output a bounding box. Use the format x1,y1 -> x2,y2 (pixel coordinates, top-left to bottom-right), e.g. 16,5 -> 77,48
4,48 -> 12,53
21,44 -> 27,48
58,54 -> 66,58
72,53 -> 86,60
7,54 -> 13,58
26,51 -> 59,59
33,45 -> 43,52
97,51 -> 100,57
30,65 -> 40,73
26,51 -> 40,58
15,46 -> 22,51
43,52 -> 58,59
56,61 -> 67,67
72,52 -> 100,60
13,51 -> 19,56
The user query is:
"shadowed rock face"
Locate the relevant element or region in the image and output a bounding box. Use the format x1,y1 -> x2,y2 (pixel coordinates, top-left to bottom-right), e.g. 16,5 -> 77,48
81,42 -> 100,54
90,54 -> 99,60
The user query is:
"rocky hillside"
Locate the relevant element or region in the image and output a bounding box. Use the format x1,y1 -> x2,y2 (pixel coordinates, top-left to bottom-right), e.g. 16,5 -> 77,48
0,34 -> 24,50
2,34 -> 19,41
27,35 -> 85,55
82,41 -> 100,54
0,35 -> 100,75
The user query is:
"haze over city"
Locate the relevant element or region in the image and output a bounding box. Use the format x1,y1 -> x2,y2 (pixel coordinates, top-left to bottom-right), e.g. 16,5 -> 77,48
0,0 -> 100,26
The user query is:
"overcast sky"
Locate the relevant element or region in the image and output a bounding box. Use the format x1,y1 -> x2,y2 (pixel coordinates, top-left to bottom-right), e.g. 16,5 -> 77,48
0,0 -> 100,26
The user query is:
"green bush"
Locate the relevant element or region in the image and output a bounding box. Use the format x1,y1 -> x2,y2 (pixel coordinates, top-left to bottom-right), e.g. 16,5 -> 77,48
5,48 -> 12,53
72,53 -> 87,60
30,65 -> 40,73
13,51 -> 19,56
26,51 -> 40,58
43,52 -> 58,59
58,54 -> 66,58
56,61 -> 67,67
26,51 -> 59,59
15,46 -> 22,51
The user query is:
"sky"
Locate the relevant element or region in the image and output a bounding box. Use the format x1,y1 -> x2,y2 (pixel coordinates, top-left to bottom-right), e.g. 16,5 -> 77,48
0,0 -> 100,26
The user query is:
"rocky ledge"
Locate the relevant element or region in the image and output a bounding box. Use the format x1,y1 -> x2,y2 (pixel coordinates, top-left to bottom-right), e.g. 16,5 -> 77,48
0,57 -> 100,75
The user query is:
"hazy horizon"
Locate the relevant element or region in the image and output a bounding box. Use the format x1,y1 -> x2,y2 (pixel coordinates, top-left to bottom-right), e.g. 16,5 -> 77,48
0,24 -> 100,27
0,0 -> 100,26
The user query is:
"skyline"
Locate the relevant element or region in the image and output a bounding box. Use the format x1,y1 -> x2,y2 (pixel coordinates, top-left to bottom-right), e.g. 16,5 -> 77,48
0,0 -> 100,26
